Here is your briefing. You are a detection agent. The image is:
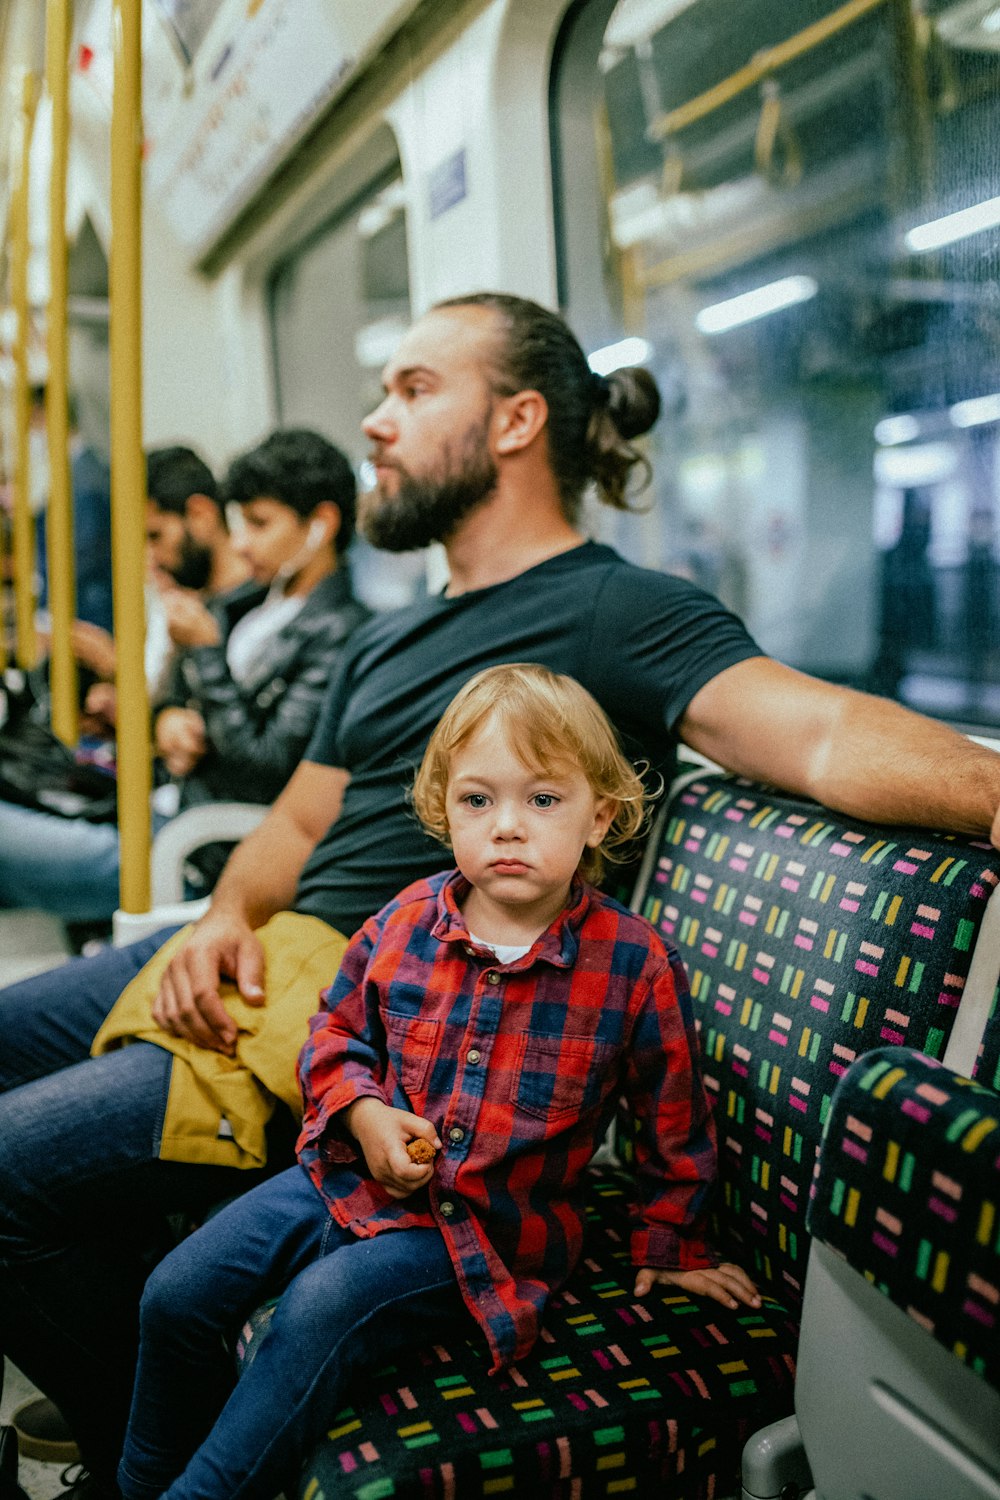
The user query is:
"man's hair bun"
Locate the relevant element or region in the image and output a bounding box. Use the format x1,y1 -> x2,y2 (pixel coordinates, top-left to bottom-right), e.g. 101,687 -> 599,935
607,366 -> 661,441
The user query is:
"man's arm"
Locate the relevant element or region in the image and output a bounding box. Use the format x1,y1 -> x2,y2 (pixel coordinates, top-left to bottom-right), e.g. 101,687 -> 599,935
680,657 -> 1000,848
152,760 -> 348,1052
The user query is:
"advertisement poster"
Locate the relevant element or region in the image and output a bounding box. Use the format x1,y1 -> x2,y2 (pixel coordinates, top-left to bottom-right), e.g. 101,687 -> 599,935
151,0 -> 225,66
146,0 -> 354,257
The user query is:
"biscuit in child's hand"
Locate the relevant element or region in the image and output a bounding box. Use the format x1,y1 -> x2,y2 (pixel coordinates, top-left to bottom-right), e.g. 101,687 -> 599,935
406,1138 -> 436,1165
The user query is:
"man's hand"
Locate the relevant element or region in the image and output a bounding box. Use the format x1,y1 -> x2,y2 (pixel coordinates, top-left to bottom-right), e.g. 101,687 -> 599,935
161,588 -> 222,649
151,909 -> 267,1054
345,1098 -> 441,1199
155,706 -> 208,776
71,620 -> 117,679
633,1261 -> 761,1310
82,681 -> 117,732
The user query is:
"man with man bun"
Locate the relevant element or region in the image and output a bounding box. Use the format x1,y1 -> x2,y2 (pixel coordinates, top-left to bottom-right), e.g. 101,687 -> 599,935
1,292 -> 999,1500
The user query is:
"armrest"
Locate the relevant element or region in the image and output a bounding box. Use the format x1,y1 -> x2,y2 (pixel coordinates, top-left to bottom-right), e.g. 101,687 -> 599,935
807,1045 -> 1000,1388
150,802 -> 268,905
111,802 -> 268,946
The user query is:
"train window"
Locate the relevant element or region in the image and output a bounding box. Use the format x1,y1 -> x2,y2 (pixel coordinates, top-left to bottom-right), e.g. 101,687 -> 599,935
267,124 -> 422,609
553,0 -> 1000,728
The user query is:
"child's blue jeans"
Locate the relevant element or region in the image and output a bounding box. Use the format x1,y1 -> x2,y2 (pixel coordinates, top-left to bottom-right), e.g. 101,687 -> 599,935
117,1164 -> 468,1500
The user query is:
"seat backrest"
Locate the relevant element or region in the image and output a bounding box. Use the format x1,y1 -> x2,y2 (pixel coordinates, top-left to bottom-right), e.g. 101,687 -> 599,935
793,1046 -> 1000,1499
636,771 -> 1000,1310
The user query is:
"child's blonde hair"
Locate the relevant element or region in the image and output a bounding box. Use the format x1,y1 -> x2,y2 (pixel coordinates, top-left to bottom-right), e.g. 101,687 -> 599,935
412,663 -> 648,882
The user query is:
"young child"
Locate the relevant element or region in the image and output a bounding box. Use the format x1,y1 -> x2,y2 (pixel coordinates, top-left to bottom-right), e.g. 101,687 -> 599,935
116,663 -> 758,1500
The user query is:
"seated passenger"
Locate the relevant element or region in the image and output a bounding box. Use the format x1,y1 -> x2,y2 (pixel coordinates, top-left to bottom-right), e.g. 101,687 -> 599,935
33,386 -> 115,637
0,293 -> 997,1500
0,431 -> 367,929
73,444 -> 252,725
116,664 -> 760,1500
152,428 -> 370,896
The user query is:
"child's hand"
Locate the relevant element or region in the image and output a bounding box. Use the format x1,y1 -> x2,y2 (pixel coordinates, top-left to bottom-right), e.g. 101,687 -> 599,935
345,1098 -> 441,1199
633,1262 -> 761,1310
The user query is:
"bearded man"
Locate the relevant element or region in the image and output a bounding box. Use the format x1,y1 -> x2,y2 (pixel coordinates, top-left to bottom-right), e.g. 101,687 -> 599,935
1,293 -> 998,1500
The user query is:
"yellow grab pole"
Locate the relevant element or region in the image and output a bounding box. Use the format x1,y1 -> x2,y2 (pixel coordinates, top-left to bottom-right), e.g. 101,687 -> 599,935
46,0 -> 79,744
10,70 -> 38,671
110,0 -> 151,913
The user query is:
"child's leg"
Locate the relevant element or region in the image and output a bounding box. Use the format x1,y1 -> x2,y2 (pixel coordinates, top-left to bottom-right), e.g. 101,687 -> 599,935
117,1164 -> 334,1499
119,1167 -> 468,1500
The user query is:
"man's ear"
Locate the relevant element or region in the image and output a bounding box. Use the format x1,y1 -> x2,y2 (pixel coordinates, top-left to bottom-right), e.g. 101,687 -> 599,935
493,389 -> 549,456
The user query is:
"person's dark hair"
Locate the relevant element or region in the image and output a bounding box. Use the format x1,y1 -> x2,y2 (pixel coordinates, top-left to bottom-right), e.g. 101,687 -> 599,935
145,446 -> 218,513
29,384 -> 80,430
222,428 -> 357,551
433,292 -> 661,520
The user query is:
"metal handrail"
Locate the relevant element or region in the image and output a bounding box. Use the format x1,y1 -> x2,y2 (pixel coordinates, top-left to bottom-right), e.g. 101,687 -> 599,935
649,0 -> 887,142
110,0 -> 152,914
45,0 -> 79,746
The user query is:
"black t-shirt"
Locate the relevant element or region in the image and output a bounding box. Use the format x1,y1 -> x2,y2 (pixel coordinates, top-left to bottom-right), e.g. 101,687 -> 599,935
294,541 -> 761,935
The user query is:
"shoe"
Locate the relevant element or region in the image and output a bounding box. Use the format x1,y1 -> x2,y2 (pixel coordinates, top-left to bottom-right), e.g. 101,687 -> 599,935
54,1465 -> 119,1499
11,1395 -> 81,1464
0,1425 -> 30,1500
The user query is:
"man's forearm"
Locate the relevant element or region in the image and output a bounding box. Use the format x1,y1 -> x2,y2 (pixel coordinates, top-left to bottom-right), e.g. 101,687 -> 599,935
683,658 -> 1000,847
208,761 -> 349,928
207,803 -> 320,929
806,688 -> 1000,843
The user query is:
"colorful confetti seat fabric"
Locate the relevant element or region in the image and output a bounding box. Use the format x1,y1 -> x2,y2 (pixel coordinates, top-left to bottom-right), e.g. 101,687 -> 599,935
806,1046 -> 1000,1389
638,774 -> 1000,1309
238,1167 -> 799,1500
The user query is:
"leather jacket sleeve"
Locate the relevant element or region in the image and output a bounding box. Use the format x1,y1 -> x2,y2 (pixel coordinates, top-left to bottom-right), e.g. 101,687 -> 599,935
175,579 -> 369,806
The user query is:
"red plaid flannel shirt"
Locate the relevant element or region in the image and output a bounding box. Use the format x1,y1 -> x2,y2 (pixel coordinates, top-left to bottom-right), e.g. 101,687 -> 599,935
296,869 -> 718,1370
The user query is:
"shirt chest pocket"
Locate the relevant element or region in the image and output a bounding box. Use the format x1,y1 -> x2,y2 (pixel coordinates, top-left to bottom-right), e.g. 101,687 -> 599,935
385,1008 -> 440,1098
511,1032 -> 617,1122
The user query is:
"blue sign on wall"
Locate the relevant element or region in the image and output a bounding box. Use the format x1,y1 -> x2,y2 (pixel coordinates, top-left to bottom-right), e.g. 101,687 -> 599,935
428,149 -> 468,220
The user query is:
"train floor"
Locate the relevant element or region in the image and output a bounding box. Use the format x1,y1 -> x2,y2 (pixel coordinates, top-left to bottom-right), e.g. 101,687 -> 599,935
1,916 -> 72,1497
0,911 -> 73,989
2,1362 -> 72,1500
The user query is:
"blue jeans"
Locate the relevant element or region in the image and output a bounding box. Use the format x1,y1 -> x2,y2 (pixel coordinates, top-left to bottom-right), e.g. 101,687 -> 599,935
0,798 -> 170,924
118,1166 -> 467,1500
0,935 -> 299,1490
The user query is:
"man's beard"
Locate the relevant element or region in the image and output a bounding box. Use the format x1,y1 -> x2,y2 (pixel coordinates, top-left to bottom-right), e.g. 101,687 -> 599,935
360,426 -> 498,553
170,532 -> 213,591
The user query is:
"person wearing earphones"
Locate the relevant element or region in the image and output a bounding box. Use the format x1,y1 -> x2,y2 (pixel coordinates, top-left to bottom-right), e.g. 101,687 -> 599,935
0,429 -> 368,936
151,428 -> 371,901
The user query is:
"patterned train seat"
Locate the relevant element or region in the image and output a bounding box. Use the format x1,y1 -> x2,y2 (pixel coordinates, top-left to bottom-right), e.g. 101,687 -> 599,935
788,1046 -> 1000,1497
236,773 -> 1000,1499
807,1046 -> 1000,1388
640,774 -> 1000,1310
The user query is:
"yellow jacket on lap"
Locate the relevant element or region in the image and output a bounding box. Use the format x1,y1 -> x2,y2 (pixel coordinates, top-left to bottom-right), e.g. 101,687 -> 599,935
92,912 -> 349,1168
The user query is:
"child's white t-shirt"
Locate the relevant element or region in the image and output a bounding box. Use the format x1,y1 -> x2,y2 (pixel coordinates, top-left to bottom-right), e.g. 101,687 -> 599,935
468,933 -> 532,965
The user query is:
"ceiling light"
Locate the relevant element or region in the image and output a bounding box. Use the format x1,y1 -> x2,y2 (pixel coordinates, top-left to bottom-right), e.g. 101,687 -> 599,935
949,391 -> 1000,427
695,275 -> 818,335
905,193 -> 1000,252
588,336 -> 653,375
874,415 -> 920,446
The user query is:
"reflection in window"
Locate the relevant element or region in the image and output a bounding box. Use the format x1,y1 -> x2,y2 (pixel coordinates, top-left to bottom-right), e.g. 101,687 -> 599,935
268,128 -> 423,610
553,0 -> 1000,728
